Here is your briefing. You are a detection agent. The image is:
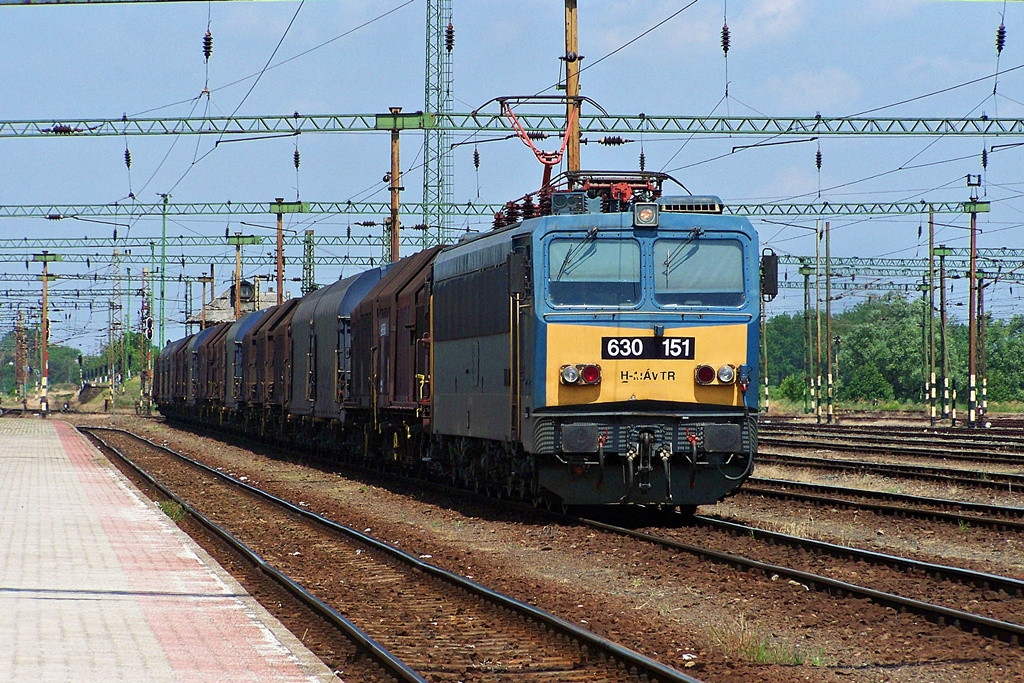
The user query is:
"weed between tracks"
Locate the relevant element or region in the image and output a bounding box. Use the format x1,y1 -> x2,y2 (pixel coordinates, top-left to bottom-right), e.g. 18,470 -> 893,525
710,614 -> 824,666
158,500 -> 186,522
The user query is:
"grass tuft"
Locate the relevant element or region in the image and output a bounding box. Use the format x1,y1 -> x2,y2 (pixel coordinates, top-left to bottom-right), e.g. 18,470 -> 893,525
710,614 -> 816,666
158,500 -> 186,522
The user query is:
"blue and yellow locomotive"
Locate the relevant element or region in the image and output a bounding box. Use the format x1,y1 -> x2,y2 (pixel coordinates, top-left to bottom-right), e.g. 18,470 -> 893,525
157,171 -> 777,513
430,171 -> 775,510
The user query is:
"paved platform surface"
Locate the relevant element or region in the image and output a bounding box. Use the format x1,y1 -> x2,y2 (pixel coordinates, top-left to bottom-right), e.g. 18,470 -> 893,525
0,418 -> 337,682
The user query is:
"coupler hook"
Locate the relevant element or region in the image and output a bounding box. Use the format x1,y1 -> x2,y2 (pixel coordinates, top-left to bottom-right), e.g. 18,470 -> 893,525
660,445 -> 673,500
685,428 -> 700,490
638,431 -> 654,493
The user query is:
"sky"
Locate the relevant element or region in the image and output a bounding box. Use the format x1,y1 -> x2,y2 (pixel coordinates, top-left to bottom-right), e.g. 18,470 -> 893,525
2,0 -> 1024,353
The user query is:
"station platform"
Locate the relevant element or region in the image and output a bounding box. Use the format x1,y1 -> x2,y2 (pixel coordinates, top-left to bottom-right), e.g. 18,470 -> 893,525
0,418 -> 336,682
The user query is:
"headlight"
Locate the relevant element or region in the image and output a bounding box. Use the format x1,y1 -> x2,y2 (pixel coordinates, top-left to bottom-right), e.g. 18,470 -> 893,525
717,365 -> 736,384
633,202 -> 659,228
560,365 -> 581,384
695,364 -> 716,385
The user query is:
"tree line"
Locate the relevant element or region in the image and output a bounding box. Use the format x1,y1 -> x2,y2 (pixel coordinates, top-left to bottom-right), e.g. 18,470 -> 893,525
0,327 -> 156,396
767,292 -> 1024,406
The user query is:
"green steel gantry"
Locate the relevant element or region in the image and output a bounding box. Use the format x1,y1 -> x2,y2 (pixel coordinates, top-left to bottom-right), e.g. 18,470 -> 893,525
4,113 -> 1024,138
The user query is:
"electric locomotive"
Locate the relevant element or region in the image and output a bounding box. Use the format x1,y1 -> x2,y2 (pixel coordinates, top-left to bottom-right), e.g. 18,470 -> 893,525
156,170 -> 777,513
427,171 -> 775,510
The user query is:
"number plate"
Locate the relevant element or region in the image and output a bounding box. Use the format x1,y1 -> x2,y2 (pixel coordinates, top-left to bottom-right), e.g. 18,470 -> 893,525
601,336 -> 695,360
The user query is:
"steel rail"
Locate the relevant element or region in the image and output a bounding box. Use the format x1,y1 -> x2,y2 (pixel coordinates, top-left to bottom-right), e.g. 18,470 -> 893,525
698,516 -> 1024,597
83,427 -> 427,683
581,517 -> 1024,645
760,423 -> 1024,452
759,435 -> 1024,466
758,451 -> 1024,490
87,426 -> 706,683
741,479 -> 1024,531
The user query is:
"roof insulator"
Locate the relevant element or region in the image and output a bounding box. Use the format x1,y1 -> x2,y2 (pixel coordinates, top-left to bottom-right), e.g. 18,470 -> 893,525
124,148 -> 132,169
721,23 -> 731,55
203,30 -> 213,62
996,23 -> 1007,55
293,148 -> 301,170
445,22 -> 454,53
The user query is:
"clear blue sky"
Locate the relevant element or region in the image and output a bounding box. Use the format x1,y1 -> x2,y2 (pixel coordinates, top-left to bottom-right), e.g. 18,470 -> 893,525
2,0 -> 1023,351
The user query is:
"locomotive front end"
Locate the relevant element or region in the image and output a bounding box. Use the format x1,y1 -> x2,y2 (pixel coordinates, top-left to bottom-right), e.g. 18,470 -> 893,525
526,196 -> 763,508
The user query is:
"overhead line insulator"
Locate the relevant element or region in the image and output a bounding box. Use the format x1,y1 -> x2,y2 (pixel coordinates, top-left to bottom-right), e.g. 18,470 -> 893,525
815,148 -> 822,171
203,30 -> 213,62
445,22 -> 454,53
721,23 -> 731,56
996,23 -> 1007,55
294,148 -> 301,170
124,148 -> 132,169
473,148 -> 480,169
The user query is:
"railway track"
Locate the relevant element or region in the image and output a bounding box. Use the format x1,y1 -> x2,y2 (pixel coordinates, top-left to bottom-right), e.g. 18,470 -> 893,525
758,450 -> 1024,490
83,426 -> 703,683
577,514 -> 1024,645
738,478 -> 1024,531
760,422 -> 1024,464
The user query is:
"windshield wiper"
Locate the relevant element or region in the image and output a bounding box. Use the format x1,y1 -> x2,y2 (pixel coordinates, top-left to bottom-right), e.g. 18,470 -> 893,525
555,226 -> 599,280
662,227 -> 703,278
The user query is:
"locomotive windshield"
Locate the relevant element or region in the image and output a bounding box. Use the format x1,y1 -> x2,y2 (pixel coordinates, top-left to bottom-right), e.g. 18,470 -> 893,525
548,237 -> 641,306
654,237 -> 745,307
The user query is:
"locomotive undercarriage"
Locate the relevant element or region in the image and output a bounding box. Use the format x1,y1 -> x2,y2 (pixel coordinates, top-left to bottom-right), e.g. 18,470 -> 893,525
161,401 -> 751,513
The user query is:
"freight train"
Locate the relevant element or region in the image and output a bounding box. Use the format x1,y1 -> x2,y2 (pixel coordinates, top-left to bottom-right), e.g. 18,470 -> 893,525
155,171 -> 778,513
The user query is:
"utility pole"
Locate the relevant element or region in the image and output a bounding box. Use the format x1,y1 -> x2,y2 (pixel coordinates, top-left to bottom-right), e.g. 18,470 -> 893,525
271,198 -> 307,301
141,267 -> 152,411
564,0 -> 581,172
276,197 -> 285,305
32,251 -> 61,416
124,266 -> 131,384
302,229 -> 317,295
964,177 -> 989,428
227,234 -> 260,319
760,298 -> 769,413
15,310 -> 27,400
825,221 -> 833,424
833,336 -> 841,423
936,245 -> 951,420
928,209 -> 937,425
388,107 -> 403,263
159,193 -> 168,348
800,262 -> 813,414
917,277 -> 929,410
979,274 -> 988,419
198,272 -> 213,329
815,220 -> 822,424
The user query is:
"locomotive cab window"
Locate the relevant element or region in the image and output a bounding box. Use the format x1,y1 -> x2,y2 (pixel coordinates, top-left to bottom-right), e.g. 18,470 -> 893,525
547,237 -> 641,306
654,237 -> 745,307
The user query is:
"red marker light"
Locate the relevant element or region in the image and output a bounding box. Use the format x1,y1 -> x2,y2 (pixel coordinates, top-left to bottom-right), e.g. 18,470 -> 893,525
695,364 -> 716,385
580,364 -> 602,384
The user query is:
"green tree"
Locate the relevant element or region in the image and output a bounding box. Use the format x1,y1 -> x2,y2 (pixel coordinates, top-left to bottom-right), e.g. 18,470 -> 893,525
844,362 -> 894,402
777,374 -> 805,402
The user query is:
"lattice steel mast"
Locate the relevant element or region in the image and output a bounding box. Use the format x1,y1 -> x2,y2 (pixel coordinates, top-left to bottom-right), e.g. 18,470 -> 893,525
424,0 -> 453,246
